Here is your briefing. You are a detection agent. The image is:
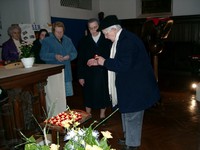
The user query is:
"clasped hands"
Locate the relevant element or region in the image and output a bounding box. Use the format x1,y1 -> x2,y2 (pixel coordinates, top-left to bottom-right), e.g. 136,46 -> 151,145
55,54 -> 70,62
87,55 -> 105,67
78,56 -> 105,87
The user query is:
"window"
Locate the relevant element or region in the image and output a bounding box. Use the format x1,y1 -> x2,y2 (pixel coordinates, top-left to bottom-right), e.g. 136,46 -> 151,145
140,0 -> 172,17
60,0 -> 92,10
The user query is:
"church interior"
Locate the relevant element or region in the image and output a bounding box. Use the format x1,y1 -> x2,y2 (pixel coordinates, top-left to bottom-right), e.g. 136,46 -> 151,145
0,0 -> 200,150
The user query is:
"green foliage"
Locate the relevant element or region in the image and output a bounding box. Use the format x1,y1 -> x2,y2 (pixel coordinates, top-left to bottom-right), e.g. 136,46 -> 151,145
20,42 -> 34,58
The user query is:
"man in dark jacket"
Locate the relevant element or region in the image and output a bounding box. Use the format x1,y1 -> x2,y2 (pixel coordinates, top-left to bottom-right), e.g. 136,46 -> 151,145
87,15 -> 160,150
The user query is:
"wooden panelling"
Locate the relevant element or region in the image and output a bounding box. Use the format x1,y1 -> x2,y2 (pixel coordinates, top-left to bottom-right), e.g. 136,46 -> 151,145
121,15 -> 200,71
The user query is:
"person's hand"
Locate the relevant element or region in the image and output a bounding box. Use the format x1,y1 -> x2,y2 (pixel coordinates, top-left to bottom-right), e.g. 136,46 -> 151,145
63,55 -> 70,61
55,54 -> 64,62
79,79 -> 85,86
87,58 -> 98,67
95,56 -> 105,66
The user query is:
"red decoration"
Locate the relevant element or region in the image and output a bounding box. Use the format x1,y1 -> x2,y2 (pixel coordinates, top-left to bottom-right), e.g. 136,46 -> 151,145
146,17 -> 170,26
45,111 -> 82,127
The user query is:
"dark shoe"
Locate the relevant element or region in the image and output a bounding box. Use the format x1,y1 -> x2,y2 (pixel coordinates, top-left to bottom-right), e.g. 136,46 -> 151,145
118,138 -> 126,145
121,145 -> 139,150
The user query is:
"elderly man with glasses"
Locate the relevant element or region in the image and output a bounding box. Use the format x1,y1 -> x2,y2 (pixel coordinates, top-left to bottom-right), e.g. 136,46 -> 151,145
87,15 -> 160,150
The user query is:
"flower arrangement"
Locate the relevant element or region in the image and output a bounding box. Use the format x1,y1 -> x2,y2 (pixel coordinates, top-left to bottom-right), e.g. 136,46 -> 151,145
64,125 -> 114,150
19,42 -> 34,58
62,108 -> 116,150
15,106 -> 118,150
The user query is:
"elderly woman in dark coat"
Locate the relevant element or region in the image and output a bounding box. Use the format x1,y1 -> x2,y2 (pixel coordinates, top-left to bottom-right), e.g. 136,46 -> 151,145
2,24 -> 22,62
77,18 -> 112,121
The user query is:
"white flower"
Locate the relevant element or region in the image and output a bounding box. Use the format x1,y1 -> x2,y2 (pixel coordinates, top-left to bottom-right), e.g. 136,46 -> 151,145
73,135 -> 78,142
68,144 -> 74,149
78,128 -> 85,136
74,121 -> 80,127
80,139 -> 85,146
64,129 -> 77,141
50,144 -> 60,150
61,120 -> 71,129
101,131 -> 113,139
85,144 -> 103,150
92,130 -> 99,138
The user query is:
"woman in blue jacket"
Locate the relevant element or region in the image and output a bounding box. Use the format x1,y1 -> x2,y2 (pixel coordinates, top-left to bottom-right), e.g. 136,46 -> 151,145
88,15 -> 160,150
40,22 -> 77,97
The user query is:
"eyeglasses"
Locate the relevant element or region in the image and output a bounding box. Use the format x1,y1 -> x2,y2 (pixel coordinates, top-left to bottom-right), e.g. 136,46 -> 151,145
102,28 -> 112,35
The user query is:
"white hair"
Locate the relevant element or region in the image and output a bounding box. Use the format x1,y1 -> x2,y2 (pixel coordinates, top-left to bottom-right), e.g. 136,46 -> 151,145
104,25 -> 121,33
106,24 -> 122,30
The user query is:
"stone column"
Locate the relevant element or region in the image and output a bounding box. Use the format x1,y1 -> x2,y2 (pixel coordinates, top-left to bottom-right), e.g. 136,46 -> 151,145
29,0 -> 51,25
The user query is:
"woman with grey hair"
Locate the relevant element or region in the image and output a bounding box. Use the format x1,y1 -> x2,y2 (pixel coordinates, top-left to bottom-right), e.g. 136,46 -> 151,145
2,24 -> 22,61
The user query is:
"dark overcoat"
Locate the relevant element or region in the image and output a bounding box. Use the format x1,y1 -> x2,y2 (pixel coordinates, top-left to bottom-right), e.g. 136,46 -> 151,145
77,33 -> 112,109
2,38 -> 20,61
31,39 -> 45,64
104,29 -> 160,113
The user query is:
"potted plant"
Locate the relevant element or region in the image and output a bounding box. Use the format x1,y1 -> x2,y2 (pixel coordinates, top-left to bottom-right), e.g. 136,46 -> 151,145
20,42 -> 35,68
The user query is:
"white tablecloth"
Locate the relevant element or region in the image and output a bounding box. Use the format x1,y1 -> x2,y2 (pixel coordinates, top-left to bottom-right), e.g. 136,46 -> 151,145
45,69 -> 66,116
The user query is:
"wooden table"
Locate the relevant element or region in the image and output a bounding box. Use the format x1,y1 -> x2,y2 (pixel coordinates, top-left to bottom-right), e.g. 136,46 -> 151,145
0,64 -> 64,140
